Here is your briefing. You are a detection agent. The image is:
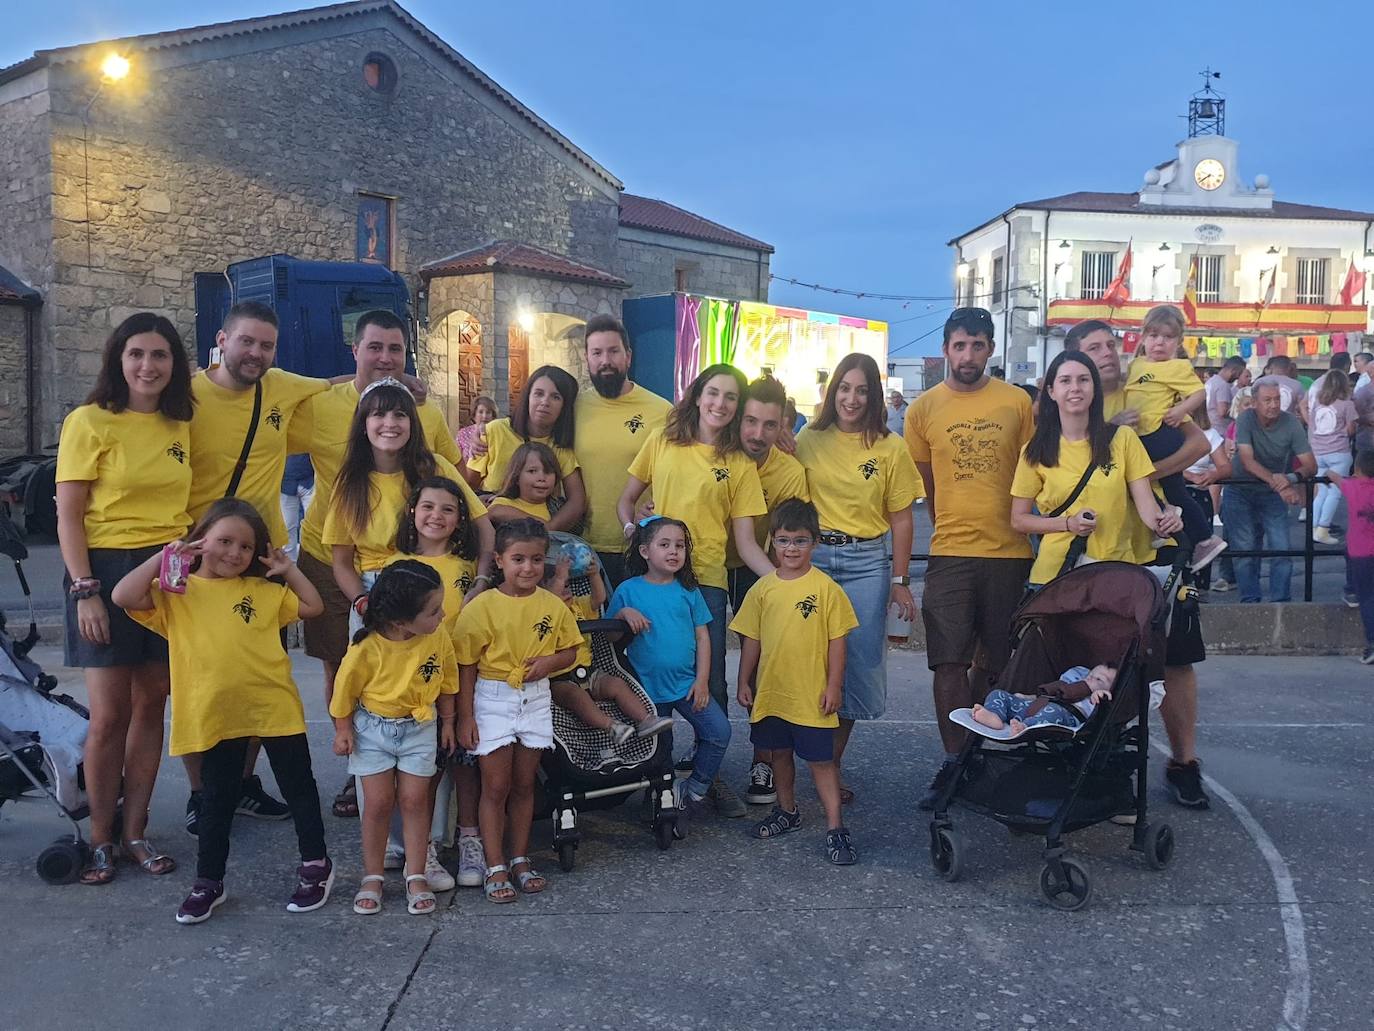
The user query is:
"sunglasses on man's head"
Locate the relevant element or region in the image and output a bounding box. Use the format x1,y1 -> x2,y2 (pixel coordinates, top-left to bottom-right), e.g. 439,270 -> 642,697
948,307 -> 994,326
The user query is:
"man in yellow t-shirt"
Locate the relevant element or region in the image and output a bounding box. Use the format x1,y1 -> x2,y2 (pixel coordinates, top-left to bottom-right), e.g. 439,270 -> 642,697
904,308 -> 1033,806
573,314 -> 672,585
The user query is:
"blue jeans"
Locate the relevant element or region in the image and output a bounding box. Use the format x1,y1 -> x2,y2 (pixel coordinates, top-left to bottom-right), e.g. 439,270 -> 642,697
657,696 -> 730,798
700,585 -> 729,714
1314,452 -> 1353,529
1140,424 -> 1211,546
1220,486 -> 1291,602
814,534 -> 889,720
1348,556 -> 1374,644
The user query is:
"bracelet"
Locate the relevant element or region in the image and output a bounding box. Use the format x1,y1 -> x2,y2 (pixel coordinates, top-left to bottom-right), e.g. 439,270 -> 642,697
1064,516 -> 1070,532
351,593 -> 367,613
472,574 -> 492,586
71,585 -> 102,600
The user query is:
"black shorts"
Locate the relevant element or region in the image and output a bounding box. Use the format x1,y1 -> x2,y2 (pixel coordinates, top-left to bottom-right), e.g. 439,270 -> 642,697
727,565 -> 759,613
750,717 -> 835,763
920,555 -> 1033,671
64,546 -> 171,668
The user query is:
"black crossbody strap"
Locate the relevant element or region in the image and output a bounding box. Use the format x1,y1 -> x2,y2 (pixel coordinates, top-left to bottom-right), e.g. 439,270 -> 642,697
225,380 -> 263,498
1045,425 -> 1117,578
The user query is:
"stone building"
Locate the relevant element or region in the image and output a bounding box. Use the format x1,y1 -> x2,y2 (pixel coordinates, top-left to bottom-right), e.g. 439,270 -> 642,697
617,194 -> 772,302
0,0 -> 772,448
0,265 -> 41,453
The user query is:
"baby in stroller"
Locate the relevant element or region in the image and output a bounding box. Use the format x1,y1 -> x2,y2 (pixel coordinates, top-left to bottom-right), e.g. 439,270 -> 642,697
972,664 -> 1117,736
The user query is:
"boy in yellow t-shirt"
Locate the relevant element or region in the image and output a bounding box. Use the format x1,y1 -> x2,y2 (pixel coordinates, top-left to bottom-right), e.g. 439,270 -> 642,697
731,499 -> 859,865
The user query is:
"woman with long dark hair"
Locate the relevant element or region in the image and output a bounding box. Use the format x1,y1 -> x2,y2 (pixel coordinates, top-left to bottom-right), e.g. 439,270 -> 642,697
794,352 -> 921,800
1010,350 -> 1179,586
56,312 -> 195,884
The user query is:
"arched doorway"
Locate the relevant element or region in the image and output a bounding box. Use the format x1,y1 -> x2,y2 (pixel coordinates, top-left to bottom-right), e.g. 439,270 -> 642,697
429,309 -> 483,429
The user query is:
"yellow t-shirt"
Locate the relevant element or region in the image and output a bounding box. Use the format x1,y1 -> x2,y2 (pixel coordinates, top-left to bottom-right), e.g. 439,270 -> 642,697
626,428 -> 766,590
904,379 -> 1034,558
329,627 -> 458,722
794,426 -> 922,539
387,551 -> 477,632
1124,357 -> 1202,435
1010,427 -> 1156,585
187,369 -> 329,547
127,575 -> 302,755
1103,388 -> 1127,422
321,455 -> 471,573
451,586 -> 583,689
467,418 -> 580,493
728,567 -> 858,728
291,381 -> 465,563
556,594 -> 598,672
574,384 -> 672,551
56,405 -> 192,549
726,447 -> 811,569
488,496 -> 554,521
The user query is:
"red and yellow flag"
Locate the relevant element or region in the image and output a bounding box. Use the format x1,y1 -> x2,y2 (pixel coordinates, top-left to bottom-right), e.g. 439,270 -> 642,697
1181,256 -> 1199,326
1102,241 -> 1133,309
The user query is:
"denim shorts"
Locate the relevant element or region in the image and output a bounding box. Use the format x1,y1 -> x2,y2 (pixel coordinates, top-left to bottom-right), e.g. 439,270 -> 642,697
750,716 -> 836,763
349,707 -> 438,778
472,677 -> 554,756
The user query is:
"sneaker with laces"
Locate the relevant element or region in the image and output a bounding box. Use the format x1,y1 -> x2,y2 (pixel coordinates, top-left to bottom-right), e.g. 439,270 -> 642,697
1312,526 -> 1337,545
286,857 -> 335,913
1209,578 -> 1233,593
918,760 -> 958,811
608,721 -> 635,746
1345,590 -> 1360,609
674,743 -> 696,776
456,834 -> 485,887
750,804 -> 802,839
1361,646 -> 1374,666
185,791 -> 201,838
1189,536 -> 1228,572
424,842 -> 456,892
175,878 -> 226,924
744,762 -> 777,805
383,846 -> 405,870
236,775 -> 290,820
672,778 -> 709,831
825,826 -> 857,865
1165,759 -> 1210,809
634,714 -> 674,738
707,777 -> 747,818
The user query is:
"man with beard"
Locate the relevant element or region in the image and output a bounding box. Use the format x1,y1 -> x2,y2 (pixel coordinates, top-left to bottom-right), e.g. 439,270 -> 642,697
904,308 -> 1034,808
574,314 -> 672,585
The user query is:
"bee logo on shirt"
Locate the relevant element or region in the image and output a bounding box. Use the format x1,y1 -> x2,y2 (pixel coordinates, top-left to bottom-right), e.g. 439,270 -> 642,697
533,614 -> 554,640
417,653 -> 442,683
624,414 -> 645,434
232,595 -> 257,624
265,405 -> 283,431
858,458 -> 880,481
1099,460 -> 1118,476
1136,373 -> 1156,385
455,572 -> 473,593
166,440 -> 187,464
794,594 -> 819,620
711,467 -> 730,482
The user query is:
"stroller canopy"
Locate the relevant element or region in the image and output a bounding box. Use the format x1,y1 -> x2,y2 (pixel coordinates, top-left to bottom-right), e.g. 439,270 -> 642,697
1013,562 -> 1165,638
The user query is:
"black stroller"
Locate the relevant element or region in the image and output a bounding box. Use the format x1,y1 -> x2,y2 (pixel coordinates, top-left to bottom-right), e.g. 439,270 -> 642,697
928,558 -> 1189,910
0,514 -> 93,884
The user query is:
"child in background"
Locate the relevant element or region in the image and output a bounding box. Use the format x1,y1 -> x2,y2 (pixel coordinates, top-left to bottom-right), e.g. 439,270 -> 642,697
330,561 -> 458,916
1123,304 -> 1227,570
730,500 -> 859,865
387,476 -> 485,890
113,498 -> 333,925
486,442 -> 562,524
1323,450 -> 1374,664
545,552 -> 673,747
973,663 -> 1118,735
608,517 -> 726,834
453,519 -> 582,902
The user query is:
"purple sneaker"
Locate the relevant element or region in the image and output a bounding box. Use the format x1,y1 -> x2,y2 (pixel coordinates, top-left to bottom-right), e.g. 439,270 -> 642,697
175,879 -> 226,924
286,857 -> 335,913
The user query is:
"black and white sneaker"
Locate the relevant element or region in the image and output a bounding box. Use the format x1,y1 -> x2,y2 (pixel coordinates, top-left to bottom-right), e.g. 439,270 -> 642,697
236,775 -> 291,820
1361,646 -> 1374,666
918,760 -> 957,811
185,791 -> 201,837
1165,759 -> 1211,809
673,743 -> 696,776
744,761 -> 777,805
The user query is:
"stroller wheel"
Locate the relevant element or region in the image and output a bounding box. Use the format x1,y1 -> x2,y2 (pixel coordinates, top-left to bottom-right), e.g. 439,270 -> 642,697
557,841 -> 577,873
654,818 -> 674,851
37,836 -> 89,885
928,824 -> 964,882
1141,821 -> 1175,871
1039,855 -> 1091,911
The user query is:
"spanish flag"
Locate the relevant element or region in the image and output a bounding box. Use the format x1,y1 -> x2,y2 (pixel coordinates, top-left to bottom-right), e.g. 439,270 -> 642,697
1102,240 -> 1133,309
1181,256 -> 1199,326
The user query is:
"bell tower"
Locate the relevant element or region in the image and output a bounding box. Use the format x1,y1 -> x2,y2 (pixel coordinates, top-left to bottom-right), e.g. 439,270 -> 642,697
1188,69 -> 1225,137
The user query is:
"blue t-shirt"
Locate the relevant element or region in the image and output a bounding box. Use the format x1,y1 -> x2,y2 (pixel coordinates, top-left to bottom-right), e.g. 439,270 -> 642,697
607,576 -> 712,704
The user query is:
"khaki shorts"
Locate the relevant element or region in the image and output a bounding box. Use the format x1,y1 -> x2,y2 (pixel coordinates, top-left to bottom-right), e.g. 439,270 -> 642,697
299,549 -> 350,664
921,555 -> 1033,672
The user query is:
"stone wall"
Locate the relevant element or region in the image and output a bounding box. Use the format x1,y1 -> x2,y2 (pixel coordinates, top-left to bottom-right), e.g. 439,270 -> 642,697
616,230 -> 769,302
0,304 -> 32,453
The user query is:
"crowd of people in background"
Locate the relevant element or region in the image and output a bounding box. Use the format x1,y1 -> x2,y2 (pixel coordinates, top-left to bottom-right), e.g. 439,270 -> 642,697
52,296 -> 1374,924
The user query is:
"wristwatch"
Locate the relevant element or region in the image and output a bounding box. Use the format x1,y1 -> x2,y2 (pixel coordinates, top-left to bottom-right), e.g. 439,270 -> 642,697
891,575 -> 910,586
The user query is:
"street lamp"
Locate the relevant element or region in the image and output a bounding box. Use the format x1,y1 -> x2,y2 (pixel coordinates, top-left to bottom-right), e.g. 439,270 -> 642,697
82,53 -> 133,267
100,53 -> 131,82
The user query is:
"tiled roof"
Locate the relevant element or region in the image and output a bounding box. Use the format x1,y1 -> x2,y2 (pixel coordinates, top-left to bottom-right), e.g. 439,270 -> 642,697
418,240 -> 628,288
0,0 -> 620,190
0,264 -> 40,305
619,194 -> 773,253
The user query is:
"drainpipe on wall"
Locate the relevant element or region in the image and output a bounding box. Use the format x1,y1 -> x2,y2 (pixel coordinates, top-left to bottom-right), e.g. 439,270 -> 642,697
1001,213 -> 1013,368
755,251 -> 764,301
1040,211 -> 1051,376
24,301 -> 40,453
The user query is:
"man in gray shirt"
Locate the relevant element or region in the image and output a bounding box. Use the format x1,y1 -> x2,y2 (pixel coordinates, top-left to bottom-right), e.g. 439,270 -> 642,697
1220,379 -> 1317,602
1207,356 -> 1245,435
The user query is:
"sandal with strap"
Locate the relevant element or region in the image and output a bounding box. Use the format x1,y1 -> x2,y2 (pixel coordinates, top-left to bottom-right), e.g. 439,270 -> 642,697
122,838 -> 176,876
353,874 -> 384,915
508,856 -> 547,894
80,842 -> 118,886
332,779 -> 359,818
405,873 -> 437,915
483,864 -> 517,904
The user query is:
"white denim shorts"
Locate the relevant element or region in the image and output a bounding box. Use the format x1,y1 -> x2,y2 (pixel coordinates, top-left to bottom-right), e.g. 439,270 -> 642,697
349,707 -> 437,778
472,677 -> 553,756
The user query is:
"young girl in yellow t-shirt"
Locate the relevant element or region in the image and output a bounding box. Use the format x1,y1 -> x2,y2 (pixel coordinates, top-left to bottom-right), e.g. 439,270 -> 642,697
112,498 -> 332,925
485,442 -> 562,525
329,560 -> 458,916
452,519 -> 582,903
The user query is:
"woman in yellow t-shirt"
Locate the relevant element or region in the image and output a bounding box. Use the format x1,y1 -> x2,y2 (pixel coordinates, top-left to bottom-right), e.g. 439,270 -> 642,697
616,363 -> 775,727
485,442 -> 562,524
793,352 -> 922,798
54,312 -> 194,885
1011,350 -> 1182,587
461,365 -> 587,532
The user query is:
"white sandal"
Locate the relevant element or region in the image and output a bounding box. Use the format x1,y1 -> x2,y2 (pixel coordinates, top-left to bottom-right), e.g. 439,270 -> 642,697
352,874 -> 384,915
405,873 -> 437,915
